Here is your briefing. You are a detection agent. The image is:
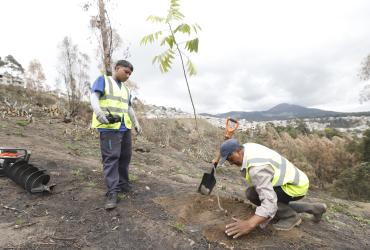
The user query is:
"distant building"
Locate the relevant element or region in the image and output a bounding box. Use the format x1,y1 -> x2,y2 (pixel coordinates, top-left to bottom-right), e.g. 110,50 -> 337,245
0,55 -> 26,88
0,71 -> 25,87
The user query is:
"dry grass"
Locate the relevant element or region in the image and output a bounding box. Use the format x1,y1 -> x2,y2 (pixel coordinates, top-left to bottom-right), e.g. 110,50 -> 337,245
0,84 -> 92,122
238,125 -> 360,188
141,117 -> 360,188
2,85 -> 362,190
140,117 -> 223,162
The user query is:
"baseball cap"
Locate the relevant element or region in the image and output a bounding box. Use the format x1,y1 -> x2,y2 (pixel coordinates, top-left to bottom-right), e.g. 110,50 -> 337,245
219,139 -> 241,165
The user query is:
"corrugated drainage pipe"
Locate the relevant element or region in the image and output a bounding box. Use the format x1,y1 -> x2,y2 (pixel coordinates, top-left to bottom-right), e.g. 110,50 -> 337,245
3,159 -> 52,193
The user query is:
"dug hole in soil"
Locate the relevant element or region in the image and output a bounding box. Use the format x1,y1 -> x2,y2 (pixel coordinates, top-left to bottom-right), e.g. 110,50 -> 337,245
156,193 -> 286,249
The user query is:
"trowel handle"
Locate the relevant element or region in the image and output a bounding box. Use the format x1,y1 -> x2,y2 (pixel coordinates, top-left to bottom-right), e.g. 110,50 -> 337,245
212,154 -> 221,166
228,117 -> 238,123
225,117 -> 239,139
210,162 -> 218,175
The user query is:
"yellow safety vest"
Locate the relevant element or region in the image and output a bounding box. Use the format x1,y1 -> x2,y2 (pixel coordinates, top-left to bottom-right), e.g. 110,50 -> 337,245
242,143 -> 309,197
91,75 -> 132,130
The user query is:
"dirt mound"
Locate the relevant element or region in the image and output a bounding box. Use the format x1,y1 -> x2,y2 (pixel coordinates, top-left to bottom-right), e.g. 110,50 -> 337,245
155,193 -> 291,249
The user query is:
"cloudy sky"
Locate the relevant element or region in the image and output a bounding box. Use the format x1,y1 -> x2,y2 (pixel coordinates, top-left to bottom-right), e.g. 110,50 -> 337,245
1,0 -> 370,114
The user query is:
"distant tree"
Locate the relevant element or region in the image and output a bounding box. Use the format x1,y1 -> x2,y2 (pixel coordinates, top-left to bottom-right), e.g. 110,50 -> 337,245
0,57 -> 5,67
141,0 -> 201,127
57,36 -> 91,117
359,54 -> 370,103
5,55 -> 24,73
83,0 -> 129,75
25,59 -> 46,91
76,52 -> 91,100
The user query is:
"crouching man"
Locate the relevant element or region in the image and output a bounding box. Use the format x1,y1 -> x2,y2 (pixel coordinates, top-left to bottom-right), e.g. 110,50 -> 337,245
218,139 -> 327,238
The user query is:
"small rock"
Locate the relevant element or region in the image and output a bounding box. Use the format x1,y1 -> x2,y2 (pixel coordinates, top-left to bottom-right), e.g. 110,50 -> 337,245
189,239 -> 195,246
145,186 -> 150,191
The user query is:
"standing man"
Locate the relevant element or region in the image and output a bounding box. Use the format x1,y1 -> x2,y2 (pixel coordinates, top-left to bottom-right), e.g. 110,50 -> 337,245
90,60 -> 142,210
219,139 -> 326,238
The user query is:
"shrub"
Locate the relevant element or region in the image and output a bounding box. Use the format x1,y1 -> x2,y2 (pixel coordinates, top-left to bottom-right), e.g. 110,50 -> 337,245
253,126 -> 359,188
324,127 -> 342,139
333,162 -> 370,201
361,129 -> 370,162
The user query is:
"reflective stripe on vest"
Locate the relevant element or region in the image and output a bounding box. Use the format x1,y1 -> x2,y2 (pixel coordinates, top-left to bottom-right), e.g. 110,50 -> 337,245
91,75 -> 132,129
247,157 -> 300,186
243,143 -> 309,197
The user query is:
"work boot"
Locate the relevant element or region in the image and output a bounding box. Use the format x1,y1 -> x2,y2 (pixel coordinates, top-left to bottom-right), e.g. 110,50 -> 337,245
289,202 -> 327,222
119,183 -> 132,193
105,193 -> 118,210
273,202 -> 302,231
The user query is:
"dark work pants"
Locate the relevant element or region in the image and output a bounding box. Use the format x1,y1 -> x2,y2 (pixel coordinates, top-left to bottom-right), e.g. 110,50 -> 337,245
100,130 -> 132,195
246,186 -> 303,206
246,186 -> 305,221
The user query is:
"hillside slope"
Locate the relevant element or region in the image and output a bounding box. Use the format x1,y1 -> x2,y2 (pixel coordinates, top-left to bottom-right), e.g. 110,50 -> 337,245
0,87 -> 369,249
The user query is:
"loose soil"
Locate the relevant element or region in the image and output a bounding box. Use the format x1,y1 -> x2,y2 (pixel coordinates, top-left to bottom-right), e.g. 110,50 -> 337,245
0,116 -> 369,249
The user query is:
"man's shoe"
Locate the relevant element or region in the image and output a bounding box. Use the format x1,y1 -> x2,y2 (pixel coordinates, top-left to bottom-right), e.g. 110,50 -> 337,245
273,215 -> 302,231
312,203 -> 327,222
289,202 -> 327,223
120,183 -> 132,193
105,193 -> 118,210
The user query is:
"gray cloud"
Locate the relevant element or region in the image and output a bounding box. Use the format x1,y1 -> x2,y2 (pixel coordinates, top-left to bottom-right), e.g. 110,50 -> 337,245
1,0 -> 370,114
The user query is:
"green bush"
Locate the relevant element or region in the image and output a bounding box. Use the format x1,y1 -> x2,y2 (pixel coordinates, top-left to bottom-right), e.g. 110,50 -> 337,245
324,127 -> 341,139
361,129 -> 370,162
333,162 -> 370,201
271,121 -> 310,139
16,120 -> 30,127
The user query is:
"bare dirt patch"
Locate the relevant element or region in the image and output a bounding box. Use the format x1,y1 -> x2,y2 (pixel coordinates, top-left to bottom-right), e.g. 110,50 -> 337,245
155,192 -> 370,249
155,193 -> 253,230
155,193 -> 288,249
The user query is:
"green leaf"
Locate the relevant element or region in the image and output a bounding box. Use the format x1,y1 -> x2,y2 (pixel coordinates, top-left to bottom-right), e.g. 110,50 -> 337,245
170,0 -> 180,9
172,10 -> 184,20
140,31 -> 163,45
152,55 -> 159,65
174,24 -> 191,35
152,49 -> 175,73
192,23 -> 202,34
160,35 -> 175,48
185,38 -> 199,53
166,9 -> 184,22
146,15 -> 165,23
186,60 -> 197,76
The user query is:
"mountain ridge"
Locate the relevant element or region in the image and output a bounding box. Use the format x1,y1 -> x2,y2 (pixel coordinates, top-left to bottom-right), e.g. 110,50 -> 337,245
201,103 -> 370,121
